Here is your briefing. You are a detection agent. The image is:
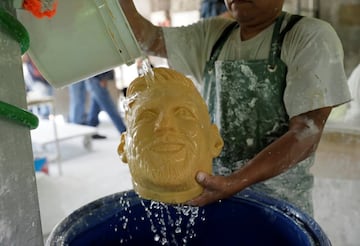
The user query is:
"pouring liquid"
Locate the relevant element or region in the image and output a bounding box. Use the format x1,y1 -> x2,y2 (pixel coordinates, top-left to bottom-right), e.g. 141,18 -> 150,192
141,56 -> 155,87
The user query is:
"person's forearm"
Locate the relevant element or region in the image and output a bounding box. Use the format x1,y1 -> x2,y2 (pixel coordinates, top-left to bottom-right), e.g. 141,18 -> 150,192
229,107 -> 331,193
118,0 -> 167,57
231,128 -> 319,190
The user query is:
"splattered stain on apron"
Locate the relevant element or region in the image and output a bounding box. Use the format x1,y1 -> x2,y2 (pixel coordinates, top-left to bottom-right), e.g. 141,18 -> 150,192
203,13 -> 314,215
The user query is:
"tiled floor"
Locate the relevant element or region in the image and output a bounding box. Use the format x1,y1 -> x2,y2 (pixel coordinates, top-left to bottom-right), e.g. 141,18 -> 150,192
35,115 -> 360,245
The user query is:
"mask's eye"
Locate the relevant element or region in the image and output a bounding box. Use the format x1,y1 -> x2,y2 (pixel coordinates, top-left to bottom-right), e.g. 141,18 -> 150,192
175,107 -> 197,121
135,109 -> 157,123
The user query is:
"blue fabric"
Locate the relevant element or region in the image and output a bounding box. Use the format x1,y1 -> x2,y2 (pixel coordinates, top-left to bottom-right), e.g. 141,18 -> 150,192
85,77 -> 126,133
94,70 -> 114,81
68,74 -> 126,133
200,0 -> 227,18
68,81 -> 87,124
26,59 -> 50,85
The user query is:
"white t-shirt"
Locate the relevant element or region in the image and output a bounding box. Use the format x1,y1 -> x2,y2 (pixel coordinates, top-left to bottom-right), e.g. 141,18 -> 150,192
344,64 -> 360,123
163,13 -> 351,118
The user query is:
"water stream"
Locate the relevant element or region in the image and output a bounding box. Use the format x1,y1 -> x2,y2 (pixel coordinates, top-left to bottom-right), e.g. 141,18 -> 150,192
141,57 -> 155,87
114,192 -> 205,245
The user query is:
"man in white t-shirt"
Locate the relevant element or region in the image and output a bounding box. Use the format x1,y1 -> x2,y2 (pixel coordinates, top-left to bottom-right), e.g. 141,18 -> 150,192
118,0 -> 350,215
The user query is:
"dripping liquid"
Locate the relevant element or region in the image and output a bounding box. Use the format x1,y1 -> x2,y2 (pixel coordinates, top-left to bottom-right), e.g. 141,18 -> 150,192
141,57 -> 155,87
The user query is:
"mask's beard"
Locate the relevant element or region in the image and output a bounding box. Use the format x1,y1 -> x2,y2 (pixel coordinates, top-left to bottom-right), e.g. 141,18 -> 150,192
127,131 -> 201,191
129,150 -> 197,192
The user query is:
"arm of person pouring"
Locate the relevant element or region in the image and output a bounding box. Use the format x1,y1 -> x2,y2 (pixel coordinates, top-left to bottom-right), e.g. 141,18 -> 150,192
188,106 -> 332,206
118,0 -> 167,57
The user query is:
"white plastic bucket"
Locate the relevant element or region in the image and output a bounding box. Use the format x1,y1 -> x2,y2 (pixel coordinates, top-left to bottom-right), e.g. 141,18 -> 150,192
17,0 -> 142,88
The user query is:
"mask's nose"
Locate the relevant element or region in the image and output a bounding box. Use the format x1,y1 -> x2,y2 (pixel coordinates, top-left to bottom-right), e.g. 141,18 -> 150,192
154,111 -> 176,133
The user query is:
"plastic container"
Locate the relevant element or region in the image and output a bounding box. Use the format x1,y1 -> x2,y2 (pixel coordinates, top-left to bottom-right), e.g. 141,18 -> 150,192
16,0 -> 142,88
33,157 -> 47,172
46,189 -> 331,246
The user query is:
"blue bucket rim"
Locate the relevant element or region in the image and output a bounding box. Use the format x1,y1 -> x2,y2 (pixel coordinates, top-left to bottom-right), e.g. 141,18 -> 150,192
46,189 -> 331,246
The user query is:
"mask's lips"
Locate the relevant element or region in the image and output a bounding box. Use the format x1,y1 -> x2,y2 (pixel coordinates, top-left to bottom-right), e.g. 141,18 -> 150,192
151,142 -> 185,153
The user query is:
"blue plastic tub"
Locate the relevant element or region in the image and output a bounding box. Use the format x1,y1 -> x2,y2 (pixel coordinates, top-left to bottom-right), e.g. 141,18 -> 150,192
46,189 -> 331,246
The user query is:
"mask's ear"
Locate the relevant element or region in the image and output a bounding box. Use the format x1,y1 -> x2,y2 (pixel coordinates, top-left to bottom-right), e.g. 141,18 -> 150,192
117,132 -> 128,163
210,124 -> 224,157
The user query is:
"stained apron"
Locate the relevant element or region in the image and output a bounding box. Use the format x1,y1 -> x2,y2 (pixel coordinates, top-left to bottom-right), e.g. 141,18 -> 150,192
202,13 -> 314,215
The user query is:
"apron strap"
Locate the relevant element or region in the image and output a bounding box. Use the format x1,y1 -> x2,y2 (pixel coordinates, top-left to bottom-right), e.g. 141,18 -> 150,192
268,13 -> 303,70
279,14 -> 303,46
208,21 -> 238,66
268,12 -> 286,70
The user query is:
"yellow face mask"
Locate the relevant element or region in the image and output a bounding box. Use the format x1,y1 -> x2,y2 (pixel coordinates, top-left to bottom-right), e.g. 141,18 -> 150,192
118,67 -> 223,204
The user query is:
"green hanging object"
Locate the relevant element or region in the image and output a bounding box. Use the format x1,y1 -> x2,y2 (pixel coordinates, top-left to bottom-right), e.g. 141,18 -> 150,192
0,100 -> 39,129
0,7 -> 30,54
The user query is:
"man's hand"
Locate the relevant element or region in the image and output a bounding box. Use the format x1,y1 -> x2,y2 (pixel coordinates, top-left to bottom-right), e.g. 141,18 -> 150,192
187,171 -> 237,207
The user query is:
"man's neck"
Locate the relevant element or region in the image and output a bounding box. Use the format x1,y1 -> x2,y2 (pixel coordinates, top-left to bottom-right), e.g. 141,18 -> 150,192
239,15 -> 279,41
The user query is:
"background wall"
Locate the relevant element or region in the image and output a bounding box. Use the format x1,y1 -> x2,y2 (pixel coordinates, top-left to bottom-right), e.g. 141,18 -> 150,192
319,0 -> 360,75
282,0 -> 360,76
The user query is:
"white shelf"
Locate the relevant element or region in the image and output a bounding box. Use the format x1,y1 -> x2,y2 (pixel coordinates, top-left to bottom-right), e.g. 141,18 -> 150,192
31,119 -> 97,146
